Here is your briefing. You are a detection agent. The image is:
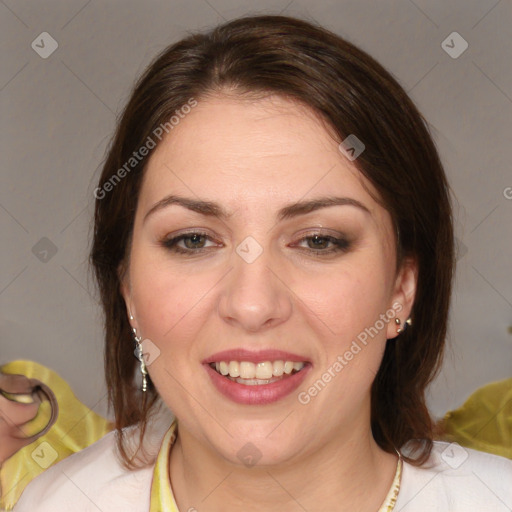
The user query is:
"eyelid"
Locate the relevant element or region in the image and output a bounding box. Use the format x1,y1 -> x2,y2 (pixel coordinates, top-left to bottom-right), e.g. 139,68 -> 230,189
292,227 -> 347,238
162,228 -> 217,242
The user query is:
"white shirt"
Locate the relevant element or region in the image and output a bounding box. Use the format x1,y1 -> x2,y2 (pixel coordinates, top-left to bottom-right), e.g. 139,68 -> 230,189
13,404 -> 512,511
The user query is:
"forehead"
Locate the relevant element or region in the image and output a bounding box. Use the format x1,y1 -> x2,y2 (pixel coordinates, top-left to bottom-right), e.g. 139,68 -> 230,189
139,94 -> 385,223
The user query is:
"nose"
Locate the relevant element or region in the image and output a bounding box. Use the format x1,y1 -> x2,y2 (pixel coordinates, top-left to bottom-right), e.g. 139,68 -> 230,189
217,247 -> 293,333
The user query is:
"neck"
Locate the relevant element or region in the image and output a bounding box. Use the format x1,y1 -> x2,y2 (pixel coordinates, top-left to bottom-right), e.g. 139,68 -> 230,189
169,418 -> 398,512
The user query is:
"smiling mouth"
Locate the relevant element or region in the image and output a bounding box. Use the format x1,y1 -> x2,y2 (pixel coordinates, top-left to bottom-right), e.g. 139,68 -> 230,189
208,360 -> 308,386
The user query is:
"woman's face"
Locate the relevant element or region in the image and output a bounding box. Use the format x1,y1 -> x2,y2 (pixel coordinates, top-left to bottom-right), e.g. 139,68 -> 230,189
122,94 -> 416,466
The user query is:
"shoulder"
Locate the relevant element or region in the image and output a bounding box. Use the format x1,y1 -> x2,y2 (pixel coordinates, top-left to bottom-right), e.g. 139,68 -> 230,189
396,440 -> 512,511
13,430 -> 153,512
14,401 -> 175,512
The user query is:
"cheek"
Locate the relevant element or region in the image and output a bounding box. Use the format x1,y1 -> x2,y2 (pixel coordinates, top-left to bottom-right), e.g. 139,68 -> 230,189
129,249 -> 219,351
130,266 -> 214,400
294,257 -> 393,403
296,259 -> 391,344
294,266 -> 391,413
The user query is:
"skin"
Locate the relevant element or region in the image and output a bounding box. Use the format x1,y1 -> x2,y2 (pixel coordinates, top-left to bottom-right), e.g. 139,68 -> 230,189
121,94 -> 417,511
0,375 -> 41,464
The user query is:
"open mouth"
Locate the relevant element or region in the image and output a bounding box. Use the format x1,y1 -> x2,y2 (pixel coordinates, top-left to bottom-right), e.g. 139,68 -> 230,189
208,360 -> 308,386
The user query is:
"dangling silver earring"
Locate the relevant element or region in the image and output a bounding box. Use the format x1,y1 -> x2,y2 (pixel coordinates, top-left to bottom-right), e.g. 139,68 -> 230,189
133,327 -> 148,392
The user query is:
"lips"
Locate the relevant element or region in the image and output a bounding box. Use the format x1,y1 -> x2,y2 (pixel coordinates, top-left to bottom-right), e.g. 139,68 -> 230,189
202,348 -> 312,405
202,348 -> 310,364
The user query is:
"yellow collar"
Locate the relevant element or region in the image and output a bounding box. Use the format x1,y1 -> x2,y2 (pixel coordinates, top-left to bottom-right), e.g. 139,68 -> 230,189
149,420 -> 402,512
378,455 -> 402,511
150,419 -> 179,511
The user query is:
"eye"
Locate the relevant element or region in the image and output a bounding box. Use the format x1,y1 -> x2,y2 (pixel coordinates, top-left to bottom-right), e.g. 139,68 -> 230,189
160,231 -> 350,256
161,231 -> 219,254
294,234 -> 350,255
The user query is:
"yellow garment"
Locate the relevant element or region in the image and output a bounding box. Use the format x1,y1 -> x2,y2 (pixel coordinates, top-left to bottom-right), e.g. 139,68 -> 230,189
150,419 -> 179,511
0,360 -> 113,511
440,378 -> 512,460
149,419 -> 403,511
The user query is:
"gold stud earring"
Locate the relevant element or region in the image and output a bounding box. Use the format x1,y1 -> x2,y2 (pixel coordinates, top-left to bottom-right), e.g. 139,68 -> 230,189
395,318 -> 402,334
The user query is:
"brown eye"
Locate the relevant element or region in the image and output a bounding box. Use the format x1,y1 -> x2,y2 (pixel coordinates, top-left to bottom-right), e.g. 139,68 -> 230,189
306,235 -> 330,249
296,234 -> 350,255
182,234 -> 207,249
161,231 -> 219,255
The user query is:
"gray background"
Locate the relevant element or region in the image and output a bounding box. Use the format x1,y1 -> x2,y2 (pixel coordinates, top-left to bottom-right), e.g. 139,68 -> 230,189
1,0 -> 511,421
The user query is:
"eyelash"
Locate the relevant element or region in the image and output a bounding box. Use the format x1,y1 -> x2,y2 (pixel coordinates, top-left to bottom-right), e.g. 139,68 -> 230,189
160,231 -> 351,256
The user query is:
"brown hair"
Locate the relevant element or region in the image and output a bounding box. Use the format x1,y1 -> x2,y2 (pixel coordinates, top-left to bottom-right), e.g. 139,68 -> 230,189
90,14 -> 454,469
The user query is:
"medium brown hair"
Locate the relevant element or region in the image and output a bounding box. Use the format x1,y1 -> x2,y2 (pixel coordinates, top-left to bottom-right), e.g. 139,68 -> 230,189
90,14 -> 454,469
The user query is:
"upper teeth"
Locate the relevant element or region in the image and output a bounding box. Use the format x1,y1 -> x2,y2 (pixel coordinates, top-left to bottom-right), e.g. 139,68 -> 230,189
213,361 -> 305,379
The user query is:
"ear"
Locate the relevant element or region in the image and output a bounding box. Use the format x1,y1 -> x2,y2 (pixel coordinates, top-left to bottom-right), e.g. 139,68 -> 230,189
386,256 -> 418,340
118,263 -> 138,331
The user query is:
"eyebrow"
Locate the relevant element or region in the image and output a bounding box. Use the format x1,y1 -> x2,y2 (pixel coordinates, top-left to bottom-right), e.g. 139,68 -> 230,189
143,194 -> 371,224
